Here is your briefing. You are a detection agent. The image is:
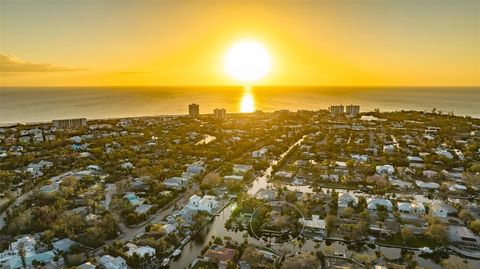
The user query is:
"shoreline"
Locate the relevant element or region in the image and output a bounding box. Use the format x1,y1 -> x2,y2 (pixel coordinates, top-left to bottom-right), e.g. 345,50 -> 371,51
1,109 -> 479,128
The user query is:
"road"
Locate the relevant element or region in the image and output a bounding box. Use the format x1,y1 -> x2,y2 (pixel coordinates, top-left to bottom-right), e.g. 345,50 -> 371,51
92,183 -> 199,256
0,190 -> 33,229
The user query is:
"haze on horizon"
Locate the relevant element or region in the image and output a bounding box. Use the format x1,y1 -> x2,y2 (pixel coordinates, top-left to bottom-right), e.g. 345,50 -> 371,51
0,0 -> 479,87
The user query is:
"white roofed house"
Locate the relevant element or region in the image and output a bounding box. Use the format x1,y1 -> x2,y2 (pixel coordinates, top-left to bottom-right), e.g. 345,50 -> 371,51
376,165 -> 395,175
125,243 -> 156,259
397,202 -> 426,215
252,147 -> 268,158
185,195 -> 218,215
338,192 -> 357,209
367,198 -> 393,212
98,255 -> 127,269
163,176 -> 188,190
407,156 -> 424,168
299,215 -> 326,235
430,201 -> 457,218
233,164 -> 253,174
448,226 -> 480,251
187,161 -> 204,174
415,180 -> 440,190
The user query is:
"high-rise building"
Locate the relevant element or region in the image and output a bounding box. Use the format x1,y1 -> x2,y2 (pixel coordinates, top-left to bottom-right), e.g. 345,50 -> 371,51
189,103 -> 199,118
52,118 -> 87,129
329,105 -> 344,116
213,108 -> 227,119
346,105 -> 360,117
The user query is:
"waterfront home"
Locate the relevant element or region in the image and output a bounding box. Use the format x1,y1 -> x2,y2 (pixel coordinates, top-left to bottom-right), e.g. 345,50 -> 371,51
125,243 -> 156,258
98,255 -> 127,269
299,215 -> 326,235
367,198 -> 393,211
184,195 -> 218,214
204,245 -> 238,266
397,202 -> 425,215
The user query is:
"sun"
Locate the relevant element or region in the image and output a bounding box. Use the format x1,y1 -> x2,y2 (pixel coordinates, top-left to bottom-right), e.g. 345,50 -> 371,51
224,39 -> 272,83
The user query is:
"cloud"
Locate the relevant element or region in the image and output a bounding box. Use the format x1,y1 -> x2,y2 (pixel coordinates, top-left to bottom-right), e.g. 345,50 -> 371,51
116,71 -> 155,75
0,53 -> 85,72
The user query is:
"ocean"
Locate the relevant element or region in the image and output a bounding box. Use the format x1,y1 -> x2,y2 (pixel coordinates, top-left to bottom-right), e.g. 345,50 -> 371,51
0,86 -> 479,124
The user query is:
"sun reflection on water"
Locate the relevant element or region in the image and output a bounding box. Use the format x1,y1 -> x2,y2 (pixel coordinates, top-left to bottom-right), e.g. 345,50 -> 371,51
240,87 -> 255,113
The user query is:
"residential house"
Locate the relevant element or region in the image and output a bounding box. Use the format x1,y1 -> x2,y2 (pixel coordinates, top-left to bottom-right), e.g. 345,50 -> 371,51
299,215 -> 326,235
204,245 -> 238,266
338,192 -> 357,209
367,198 -> 393,211
98,255 -> 127,269
397,202 -> 426,215
125,243 -> 156,258
376,165 -> 394,175
430,202 -> 457,218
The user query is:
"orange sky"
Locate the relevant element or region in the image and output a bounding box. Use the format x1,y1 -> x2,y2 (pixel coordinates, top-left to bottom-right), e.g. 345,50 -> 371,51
1,0 -> 479,87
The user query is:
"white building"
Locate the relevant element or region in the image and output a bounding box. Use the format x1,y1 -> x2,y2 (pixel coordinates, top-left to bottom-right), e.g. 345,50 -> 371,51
184,195 -> 218,214
338,192 -> 357,209
376,165 -> 395,175
252,147 -> 268,158
98,255 -> 127,269
367,198 -> 393,211
125,243 -> 156,258
398,202 -> 426,215
299,215 -> 326,235
415,180 -> 440,190
164,176 -> 189,190
233,164 -> 253,174
430,202 -> 457,218
383,144 -> 395,154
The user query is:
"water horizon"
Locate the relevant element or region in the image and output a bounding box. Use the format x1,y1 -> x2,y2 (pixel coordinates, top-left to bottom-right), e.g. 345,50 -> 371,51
1,86 -> 479,125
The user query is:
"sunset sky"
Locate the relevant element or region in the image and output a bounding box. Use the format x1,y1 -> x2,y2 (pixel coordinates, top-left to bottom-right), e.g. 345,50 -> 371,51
1,0 -> 479,87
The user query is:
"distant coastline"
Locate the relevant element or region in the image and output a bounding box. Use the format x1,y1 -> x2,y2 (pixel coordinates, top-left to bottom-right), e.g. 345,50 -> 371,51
1,86 -> 479,124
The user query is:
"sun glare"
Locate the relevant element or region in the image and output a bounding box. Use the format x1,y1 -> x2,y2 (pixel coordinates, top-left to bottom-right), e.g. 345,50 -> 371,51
224,39 -> 272,83
240,90 -> 255,113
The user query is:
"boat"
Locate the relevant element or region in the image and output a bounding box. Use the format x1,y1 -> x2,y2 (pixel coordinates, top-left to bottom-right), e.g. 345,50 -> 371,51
419,247 -> 433,254
172,249 -> 181,257
160,258 -> 170,267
